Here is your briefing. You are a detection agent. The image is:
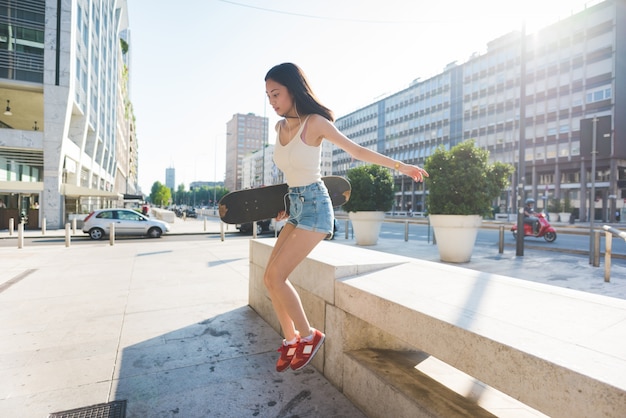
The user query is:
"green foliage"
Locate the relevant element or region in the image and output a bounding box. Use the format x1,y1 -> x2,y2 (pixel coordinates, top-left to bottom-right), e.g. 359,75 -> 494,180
343,164 -> 395,212
563,195 -> 572,212
548,198 -> 563,213
150,181 -> 171,207
120,38 -> 129,55
175,184 -> 187,205
169,183 -> 229,206
424,141 -> 514,216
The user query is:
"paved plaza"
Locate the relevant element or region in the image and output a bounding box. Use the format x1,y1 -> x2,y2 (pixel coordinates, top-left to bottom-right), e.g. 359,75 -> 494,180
1,217 -> 625,417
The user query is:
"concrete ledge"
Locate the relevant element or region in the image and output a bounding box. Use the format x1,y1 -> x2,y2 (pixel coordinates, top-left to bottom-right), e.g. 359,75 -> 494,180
338,262 -> 626,417
249,239 -> 626,418
150,208 -> 176,223
344,349 -> 496,418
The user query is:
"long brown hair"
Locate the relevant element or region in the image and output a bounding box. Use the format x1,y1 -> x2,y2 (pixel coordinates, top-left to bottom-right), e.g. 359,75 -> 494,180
265,63 -> 334,122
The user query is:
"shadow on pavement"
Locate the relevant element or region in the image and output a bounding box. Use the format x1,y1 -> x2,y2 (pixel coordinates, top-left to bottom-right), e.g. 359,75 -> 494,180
113,306 -> 365,417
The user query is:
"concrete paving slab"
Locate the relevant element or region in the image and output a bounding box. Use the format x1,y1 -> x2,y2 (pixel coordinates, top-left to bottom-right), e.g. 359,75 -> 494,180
0,235 -> 366,418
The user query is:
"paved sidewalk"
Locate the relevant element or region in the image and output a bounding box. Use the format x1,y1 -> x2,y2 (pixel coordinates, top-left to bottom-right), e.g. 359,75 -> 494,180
327,218 -> 626,301
336,227 -> 626,301
0,225 -> 365,417
1,216 -> 625,417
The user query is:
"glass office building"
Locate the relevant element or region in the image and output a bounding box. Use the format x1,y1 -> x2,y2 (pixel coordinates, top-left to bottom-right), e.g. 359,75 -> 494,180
0,0 -> 136,230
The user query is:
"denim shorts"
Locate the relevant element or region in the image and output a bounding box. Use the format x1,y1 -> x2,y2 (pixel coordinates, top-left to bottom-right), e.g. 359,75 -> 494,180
285,181 -> 334,235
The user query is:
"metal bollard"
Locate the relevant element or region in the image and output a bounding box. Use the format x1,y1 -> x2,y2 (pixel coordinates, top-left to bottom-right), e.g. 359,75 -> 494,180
220,221 -> 225,242
72,218 -> 77,234
110,223 -> 115,246
604,230 -> 612,282
404,221 -> 409,242
9,218 -> 14,236
592,230 -> 601,267
499,225 -> 504,254
427,218 -> 432,244
42,218 -> 46,235
204,217 -> 207,231
345,220 -> 349,239
252,221 -> 257,239
65,223 -> 71,247
17,222 -> 24,248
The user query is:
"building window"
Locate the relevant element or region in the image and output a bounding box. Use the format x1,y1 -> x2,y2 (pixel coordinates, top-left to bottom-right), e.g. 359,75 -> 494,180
586,87 -> 611,104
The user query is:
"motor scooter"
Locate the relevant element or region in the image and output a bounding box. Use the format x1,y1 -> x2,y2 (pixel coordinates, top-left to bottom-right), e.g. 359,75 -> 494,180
511,212 -> 557,242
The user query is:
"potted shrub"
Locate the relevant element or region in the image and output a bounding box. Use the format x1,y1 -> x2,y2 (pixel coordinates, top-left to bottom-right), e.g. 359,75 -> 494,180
547,198 -> 562,223
343,164 -> 395,245
424,140 -> 514,262
560,196 -> 572,223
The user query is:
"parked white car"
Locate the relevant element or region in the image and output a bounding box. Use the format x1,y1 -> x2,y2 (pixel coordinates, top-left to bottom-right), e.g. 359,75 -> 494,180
82,208 -> 170,240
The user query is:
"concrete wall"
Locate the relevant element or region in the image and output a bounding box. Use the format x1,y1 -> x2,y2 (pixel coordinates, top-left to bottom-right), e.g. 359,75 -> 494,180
249,239 -> 412,377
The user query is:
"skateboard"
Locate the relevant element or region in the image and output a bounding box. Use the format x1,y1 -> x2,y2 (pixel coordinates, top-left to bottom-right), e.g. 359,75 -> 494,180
218,176 -> 351,224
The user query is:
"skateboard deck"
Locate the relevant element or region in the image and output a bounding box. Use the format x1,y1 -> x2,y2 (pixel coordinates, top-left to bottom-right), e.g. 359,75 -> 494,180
219,176 -> 351,224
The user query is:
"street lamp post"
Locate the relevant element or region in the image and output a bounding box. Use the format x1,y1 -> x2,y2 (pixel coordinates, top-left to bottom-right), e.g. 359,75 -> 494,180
516,22 -> 527,257
213,132 -> 231,214
213,138 -> 219,215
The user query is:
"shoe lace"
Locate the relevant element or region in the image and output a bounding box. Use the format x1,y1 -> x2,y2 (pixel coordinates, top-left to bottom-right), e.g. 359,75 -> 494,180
277,342 -> 297,356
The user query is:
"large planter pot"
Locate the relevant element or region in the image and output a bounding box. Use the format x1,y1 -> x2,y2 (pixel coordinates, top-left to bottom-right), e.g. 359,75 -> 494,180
429,214 -> 482,263
348,211 -> 386,246
559,213 -> 570,223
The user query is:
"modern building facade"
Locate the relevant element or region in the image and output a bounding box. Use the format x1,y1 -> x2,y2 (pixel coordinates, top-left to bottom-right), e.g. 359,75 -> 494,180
0,0 -> 136,230
224,113 -> 268,192
241,144 -> 278,189
334,0 -> 625,221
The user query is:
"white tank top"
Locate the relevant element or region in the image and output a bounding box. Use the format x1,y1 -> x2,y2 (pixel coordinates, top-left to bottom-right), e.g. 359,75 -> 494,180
273,116 -> 322,187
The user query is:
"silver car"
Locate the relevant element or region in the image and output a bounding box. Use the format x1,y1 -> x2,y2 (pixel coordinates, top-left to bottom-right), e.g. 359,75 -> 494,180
82,208 -> 170,240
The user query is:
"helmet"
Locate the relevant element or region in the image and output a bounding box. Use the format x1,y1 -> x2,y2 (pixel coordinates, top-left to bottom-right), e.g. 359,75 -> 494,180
525,198 -> 535,205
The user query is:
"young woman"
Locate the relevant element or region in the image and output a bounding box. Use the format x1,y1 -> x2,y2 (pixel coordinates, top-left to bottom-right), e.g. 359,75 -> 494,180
264,63 -> 428,372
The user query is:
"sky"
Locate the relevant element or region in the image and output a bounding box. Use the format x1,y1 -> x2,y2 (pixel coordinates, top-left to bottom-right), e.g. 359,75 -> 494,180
127,0 -> 597,193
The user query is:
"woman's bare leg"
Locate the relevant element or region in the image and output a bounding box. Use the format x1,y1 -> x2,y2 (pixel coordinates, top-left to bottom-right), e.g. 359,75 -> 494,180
264,223 -> 326,340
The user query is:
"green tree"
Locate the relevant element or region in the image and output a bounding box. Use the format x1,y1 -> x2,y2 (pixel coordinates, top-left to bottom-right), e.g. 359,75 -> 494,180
175,184 -> 186,205
342,164 -> 395,212
208,186 -> 229,206
150,181 -> 172,207
424,141 -> 514,216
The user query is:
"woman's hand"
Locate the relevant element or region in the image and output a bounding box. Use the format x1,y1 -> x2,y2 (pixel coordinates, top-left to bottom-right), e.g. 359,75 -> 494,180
275,210 -> 288,221
399,164 -> 429,182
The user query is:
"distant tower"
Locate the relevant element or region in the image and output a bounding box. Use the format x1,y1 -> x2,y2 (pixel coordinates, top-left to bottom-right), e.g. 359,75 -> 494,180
224,113 -> 269,191
165,167 -> 175,191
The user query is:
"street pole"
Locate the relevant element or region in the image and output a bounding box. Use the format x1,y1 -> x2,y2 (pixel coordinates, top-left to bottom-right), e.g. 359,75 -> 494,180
213,136 -> 218,215
589,116 -> 597,264
213,132 -> 231,214
262,94 -> 267,186
516,22 -> 527,256
213,140 -> 217,213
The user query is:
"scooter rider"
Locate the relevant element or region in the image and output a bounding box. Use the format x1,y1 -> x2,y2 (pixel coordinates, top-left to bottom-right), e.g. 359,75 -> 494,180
523,198 -> 540,235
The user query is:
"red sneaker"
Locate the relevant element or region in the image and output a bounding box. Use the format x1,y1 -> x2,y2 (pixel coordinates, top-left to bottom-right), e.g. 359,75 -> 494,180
276,337 -> 299,372
290,329 -> 325,371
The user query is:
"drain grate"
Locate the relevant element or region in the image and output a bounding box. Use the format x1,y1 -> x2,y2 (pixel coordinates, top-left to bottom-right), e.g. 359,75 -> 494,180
48,400 -> 126,418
